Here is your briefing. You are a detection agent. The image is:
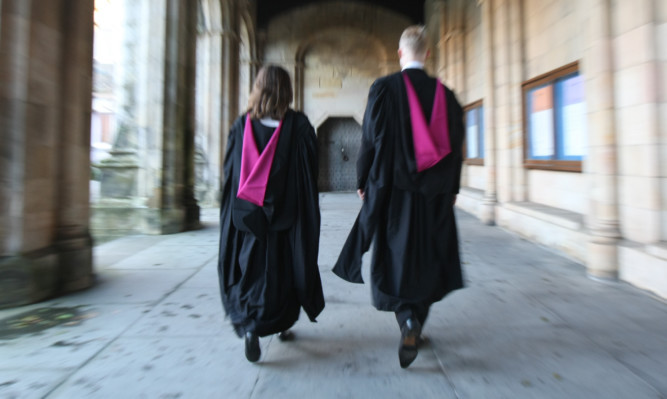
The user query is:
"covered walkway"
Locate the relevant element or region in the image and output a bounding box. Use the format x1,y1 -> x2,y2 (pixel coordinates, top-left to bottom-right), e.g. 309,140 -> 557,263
1,193 -> 666,398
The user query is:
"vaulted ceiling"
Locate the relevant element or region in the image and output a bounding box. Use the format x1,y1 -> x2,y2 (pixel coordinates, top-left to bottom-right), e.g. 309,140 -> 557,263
256,0 -> 426,28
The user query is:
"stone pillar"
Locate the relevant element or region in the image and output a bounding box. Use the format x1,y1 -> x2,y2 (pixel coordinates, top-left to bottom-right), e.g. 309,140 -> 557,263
0,0 -> 31,260
219,11 -> 240,189
294,60 -> 304,111
584,0 -> 620,279
432,1 -> 448,82
611,0 -> 661,245
221,25 -> 240,147
508,0 -> 527,202
195,28 -> 223,206
93,0 -> 199,239
493,0 -> 513,204
442,3 -> 454,87
94,0 -> 147,236
238,23 -> 252,114
0,0 -> 95,308
480,0 -> 497,224
448,0 -> 466,94
167,0 -> 199,230
56,0 -> 96,291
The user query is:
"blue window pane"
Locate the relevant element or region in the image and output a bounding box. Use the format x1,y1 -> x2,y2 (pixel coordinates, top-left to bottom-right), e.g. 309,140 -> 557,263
556,73 -> 586,160
479,106 -> 484,158
466,108 -> 479,158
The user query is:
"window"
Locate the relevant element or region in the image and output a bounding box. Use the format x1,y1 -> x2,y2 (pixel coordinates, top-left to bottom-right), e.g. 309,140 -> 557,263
464,100 -> 484,165
523,62 -> 586,172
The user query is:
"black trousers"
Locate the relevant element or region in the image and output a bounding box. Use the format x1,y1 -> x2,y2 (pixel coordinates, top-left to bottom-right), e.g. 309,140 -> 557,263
395,303 -> 430,329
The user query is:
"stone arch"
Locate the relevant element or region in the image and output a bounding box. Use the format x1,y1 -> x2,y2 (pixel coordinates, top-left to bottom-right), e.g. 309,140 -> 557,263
264,1 -> 411,59
295,27 -> 388,129
262,1 -> 410,129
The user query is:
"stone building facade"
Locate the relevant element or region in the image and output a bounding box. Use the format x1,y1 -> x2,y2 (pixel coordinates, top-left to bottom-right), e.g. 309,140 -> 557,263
429,0 -> 667,299
1,0 -> 666,308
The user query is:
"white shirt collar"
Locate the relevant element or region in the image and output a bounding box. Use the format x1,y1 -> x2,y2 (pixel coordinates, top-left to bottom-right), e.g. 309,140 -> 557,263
259,117 -> 280,128
401,61 -> 425,71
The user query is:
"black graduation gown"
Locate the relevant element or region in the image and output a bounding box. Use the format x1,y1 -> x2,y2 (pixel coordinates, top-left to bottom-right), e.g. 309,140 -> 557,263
218,110 -> 324,337
333,69 -> 465,314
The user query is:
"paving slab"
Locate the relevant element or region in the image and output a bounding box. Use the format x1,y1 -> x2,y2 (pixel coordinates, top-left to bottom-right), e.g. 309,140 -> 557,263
46,336 -> 260,399
0,370 -> 69,399
48,269 -> 197,306
0,304 -> 147,369
106,244 -> 217,270
253,305 -> 458,399
431,325 -> 662,399
180,260 -> 221,289
123,287 -> 225,337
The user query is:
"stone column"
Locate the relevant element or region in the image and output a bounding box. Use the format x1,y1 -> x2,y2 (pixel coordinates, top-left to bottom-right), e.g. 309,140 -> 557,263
221,30 -> 239,132
167,0 -> 199,230
0,0 -> 95,307
93,0 -> 199,238
448,0 -> 466,94
432,0 -> 448,82
426,0 -> 448,83
442,3 -> 454,86
195,28 -> 223,206
219,14 -> 240,186
0,0 -> 39,307
584,0 -> 620,279
294,60 -> 304,111
0,0 -> 31,260
492,0 -> 513,204
160,0 -> 199,231
480,0 -> 497,224
94,0 -> 146,236
508,0 -> 527,202
56,0 -> 95,291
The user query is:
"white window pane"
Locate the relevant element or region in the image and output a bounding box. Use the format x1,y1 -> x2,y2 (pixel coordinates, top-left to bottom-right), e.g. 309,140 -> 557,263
561,75 -> 587,157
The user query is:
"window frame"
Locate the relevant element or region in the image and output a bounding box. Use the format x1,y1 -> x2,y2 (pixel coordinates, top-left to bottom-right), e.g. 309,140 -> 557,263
522,61 -> 584,173
463,99 -> 484,166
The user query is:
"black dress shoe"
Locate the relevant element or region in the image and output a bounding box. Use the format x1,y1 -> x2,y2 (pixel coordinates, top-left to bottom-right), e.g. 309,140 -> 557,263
398,318 -> 422,368
245,331 -> 260,362
277,330 -> 294,342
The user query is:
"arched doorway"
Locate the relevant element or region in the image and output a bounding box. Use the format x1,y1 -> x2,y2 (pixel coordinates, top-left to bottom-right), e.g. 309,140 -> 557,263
317,117 -> 362,192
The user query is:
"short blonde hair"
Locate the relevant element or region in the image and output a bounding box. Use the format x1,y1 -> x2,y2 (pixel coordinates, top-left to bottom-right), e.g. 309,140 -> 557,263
399,25 -> 428,56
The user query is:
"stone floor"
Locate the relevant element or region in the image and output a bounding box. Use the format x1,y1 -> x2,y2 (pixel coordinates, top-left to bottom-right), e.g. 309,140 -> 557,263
1,193 -> 666,399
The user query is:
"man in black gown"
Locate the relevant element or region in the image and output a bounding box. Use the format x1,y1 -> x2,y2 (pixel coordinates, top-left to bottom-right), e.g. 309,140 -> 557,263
334,26 -> 465,368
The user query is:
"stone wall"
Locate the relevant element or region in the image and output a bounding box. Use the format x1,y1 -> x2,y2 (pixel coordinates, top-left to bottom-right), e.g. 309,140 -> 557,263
429,0 -> 667,299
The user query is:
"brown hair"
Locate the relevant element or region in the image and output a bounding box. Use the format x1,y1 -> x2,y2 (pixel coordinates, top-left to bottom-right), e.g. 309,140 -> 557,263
247,65 -> 293,120
399,25 -> 428,56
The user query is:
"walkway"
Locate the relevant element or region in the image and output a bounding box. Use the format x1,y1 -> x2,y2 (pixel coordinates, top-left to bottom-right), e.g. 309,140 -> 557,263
1,193 -> 666,399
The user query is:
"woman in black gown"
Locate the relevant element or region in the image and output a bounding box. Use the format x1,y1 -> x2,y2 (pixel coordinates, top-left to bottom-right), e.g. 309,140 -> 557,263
217,65 -> 324,362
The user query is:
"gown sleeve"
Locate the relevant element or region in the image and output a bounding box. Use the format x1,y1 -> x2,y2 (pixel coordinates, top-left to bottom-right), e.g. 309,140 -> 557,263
356,80 -> 384,190
333,79 -> 391,283
217,120 -> 240,315
291,120 -> 325,321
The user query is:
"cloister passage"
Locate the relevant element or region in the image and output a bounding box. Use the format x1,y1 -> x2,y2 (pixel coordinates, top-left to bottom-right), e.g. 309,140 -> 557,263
2,1 -> 667,314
